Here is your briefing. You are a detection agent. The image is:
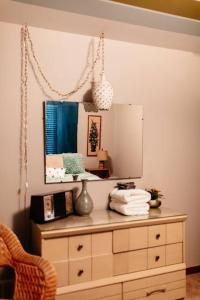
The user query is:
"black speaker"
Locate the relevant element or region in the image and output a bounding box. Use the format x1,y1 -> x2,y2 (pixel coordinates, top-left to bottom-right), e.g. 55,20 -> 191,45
30,190 -> 74,224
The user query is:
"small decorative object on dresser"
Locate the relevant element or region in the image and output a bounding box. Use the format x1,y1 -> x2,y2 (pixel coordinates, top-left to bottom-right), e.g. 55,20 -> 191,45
146,188 -> 163,208
75,179 -> 94,216
116,181 -> 136,190
30,190 -> 74,223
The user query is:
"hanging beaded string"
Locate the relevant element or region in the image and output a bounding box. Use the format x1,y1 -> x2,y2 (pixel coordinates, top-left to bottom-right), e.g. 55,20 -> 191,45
101,32 -> 105,74
24,27 -> 28,210
19,26 -> 29,211
24,25 -> 104,98
19,24 -> 104,211
19,26 -> 24,206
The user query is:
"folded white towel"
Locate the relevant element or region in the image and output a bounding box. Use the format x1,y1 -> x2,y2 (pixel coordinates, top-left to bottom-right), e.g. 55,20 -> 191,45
110,201 -> 149,216
110,199 -> 149,210
110,190 -> 151,203
111,195 -> 150,204
111,188 -> 149,198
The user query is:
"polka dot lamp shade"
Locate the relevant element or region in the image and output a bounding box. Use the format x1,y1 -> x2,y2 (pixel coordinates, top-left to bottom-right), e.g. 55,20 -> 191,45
92,73 -> 113,110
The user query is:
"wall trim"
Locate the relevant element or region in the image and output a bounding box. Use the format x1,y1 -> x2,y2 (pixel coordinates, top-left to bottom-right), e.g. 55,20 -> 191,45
186,266 -> 200,275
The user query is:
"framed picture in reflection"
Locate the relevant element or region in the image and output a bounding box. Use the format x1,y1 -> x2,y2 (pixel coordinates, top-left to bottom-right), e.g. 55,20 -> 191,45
87,115 -> 101,156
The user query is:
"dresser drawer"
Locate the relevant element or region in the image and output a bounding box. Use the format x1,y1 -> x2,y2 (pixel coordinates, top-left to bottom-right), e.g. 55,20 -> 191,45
128,249 -> 147,273
167,287 -> 186,300
166,243 -> 183,265
113,227 -> 148,253
148,225 -> 166,247
56,283 -> 122,300
113,229 -> 129,253
129,227 -> 148,250
114,252 -> 128,275
114,249 -> 147,275
42,237 -> 68,261
123,270 -> 186,300
92,254 -> 113,280
58,295 -> 122,300
103,297 -> 122,300
124,284 -> 185,300
92,232 -> 112,255
69,234 -> 91,259
166,222 -> 183,244
147,246 -> 165,269
53,261 -> 68,287
69,257 -> 91,285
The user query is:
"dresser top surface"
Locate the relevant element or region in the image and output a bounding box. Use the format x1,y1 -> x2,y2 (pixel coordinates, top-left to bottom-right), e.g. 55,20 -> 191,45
34,208 -> 187,238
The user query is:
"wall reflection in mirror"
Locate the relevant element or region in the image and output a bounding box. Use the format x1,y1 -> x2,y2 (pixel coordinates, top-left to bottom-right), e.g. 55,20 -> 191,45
44,101 -> 143,183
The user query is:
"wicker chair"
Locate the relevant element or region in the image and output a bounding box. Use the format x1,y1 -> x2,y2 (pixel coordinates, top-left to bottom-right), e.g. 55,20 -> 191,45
0,223 -> 57,300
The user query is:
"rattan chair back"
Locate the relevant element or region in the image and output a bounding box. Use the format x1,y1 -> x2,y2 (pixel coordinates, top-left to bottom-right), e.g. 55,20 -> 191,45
0,224 -> 56,300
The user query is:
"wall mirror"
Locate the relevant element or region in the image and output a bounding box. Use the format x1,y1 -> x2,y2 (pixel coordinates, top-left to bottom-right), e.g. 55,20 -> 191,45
44,101 -> 143,183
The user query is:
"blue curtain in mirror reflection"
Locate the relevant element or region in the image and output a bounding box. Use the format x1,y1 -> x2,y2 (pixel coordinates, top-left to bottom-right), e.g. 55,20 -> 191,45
45,101 -> 79,154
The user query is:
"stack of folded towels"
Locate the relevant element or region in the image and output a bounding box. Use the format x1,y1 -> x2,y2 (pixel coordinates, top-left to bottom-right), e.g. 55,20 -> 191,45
109,188 -> 151,216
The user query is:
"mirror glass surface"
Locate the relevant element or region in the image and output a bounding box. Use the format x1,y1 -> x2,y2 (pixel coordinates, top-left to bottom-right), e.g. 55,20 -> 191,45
44,101 -> 143,183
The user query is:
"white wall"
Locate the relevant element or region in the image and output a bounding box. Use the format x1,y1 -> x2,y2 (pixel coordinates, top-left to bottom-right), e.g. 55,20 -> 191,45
0,21 -> 200,267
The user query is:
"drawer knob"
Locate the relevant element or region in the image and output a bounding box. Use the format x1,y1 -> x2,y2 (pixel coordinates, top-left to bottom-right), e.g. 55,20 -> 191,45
77,244 -> 83,251
156,233 -> 160,240
155,255 -> 160,262
77,269 -> 84,276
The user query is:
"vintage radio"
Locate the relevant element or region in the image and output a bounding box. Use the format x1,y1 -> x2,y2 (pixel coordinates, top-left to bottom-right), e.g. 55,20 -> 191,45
30,190 -> 74,224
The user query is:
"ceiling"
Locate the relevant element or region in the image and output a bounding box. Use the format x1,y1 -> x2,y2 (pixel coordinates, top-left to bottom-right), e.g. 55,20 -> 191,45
112,0 -> 200,21
11,0 -> 200,37
1,0 -> 200,52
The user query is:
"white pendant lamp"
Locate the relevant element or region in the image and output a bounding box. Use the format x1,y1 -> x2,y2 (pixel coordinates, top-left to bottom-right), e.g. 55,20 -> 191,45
92,33 -> 113,111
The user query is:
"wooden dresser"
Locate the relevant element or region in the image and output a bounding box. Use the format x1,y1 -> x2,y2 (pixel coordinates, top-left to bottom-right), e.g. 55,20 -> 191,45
32,208 -> 187,300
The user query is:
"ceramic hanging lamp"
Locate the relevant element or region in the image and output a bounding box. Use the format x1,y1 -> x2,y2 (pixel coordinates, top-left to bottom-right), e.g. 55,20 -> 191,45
92,33 -> 113,111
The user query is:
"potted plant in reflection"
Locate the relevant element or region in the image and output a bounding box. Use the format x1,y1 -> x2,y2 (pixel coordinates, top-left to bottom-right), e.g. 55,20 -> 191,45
146,188 -> 163,208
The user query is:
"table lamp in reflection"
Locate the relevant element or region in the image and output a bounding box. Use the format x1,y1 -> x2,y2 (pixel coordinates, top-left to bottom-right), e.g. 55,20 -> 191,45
97,149 -> 108,169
